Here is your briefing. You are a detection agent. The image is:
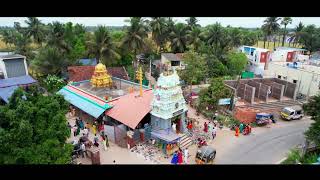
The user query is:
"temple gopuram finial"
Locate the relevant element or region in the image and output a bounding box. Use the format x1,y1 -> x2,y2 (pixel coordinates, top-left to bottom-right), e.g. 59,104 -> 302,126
91,63 -> 113,88
136,66 -> 143,97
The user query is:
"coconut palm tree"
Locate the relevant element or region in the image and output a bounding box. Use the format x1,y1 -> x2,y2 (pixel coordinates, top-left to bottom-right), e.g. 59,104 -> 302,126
24,17 -> 46,46
0,30 -> 16,49
228,27 -> 243,48
281,17 -> 292,46
149,17 -> 167,52
262,17 -> 281,49
186,27 -> 203,51
290,22 -> 304,47
121,17 -> 148,67
204,23 -> 224,50
169,23 -> 188,53
186,17 -> 200,29
86,26 -> 119,64
46,22 -> 70,53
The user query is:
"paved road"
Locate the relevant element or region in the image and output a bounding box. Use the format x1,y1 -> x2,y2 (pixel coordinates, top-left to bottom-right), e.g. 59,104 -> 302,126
214,117 -> 312,164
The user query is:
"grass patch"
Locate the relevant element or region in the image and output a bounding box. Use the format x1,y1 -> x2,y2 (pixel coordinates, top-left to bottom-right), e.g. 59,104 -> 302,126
253,41 -> 302,51
281,148 -> 319,164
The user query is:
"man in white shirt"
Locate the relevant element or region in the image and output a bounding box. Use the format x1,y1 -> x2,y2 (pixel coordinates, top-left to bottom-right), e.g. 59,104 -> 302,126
212,127 -> 217,140
184,148 -> 189,164
172,123 -> 176,134
83,127 -> 89,137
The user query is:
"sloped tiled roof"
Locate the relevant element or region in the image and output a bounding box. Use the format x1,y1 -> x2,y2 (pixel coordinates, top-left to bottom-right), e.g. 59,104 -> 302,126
68,66 -> 130,82
162,53 -> 184,61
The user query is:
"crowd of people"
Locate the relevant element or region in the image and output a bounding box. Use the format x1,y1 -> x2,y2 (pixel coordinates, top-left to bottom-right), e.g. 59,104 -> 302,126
171,148 -> 189,164
235,123 -> 252,137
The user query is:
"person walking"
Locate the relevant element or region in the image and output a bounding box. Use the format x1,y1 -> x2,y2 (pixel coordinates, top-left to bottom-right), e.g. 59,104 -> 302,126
212,126 -> 217,140
204,122 -> 208,133
102,137 -> 107,151
208,122 -> 213,134
184,148 -> 189,164
172,122 -> 177,134
235,126 -> 240,137
171,151 -> 178,165
187,121 -> 193,133
93,134 -> 99,147
83,127 -> 89,137
177,148 -> 183,164
92,123 -> 97,135
239,123 -> 244,133
80,142 -> 87,158
76,126 -> 81,136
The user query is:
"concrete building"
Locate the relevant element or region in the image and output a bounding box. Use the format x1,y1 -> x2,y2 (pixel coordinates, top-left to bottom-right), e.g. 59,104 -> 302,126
272,47 -> 309,62
264,61 -> 320,97
238,46 -> 271,76
0,54 -> 28,79
160,53 -> 185,71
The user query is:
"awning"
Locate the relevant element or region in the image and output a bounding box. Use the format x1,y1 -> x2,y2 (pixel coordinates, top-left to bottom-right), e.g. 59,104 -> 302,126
151,129 -> 182,143
0,85 -> 19,103
0,75 -> 36,88
57,85 -> 112,118
106,89 -> 153,129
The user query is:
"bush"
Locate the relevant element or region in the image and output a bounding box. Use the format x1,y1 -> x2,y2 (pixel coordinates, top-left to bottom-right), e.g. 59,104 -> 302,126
282,149 -> 319,164
282,149 -> 301,164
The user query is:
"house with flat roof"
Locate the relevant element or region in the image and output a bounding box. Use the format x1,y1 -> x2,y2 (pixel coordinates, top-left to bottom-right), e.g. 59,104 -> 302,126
160,53 -> 185,71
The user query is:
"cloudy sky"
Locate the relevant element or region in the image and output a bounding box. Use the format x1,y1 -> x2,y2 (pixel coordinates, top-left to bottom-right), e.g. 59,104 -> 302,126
0,17 -> 320,28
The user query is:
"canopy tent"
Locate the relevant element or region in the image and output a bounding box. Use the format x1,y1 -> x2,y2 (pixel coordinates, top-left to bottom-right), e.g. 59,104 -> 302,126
57,85 -> 112,119
106,89 -> 153,129
0,85 -> 19,103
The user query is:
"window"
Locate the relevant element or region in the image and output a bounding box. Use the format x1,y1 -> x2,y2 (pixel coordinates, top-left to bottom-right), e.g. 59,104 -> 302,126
171,61 -> 180,66
290,112 -> 294,115
278,75 -> 282,79
283,76 -> 287,80
293,80 -> 297,84
251,51 -> 254,56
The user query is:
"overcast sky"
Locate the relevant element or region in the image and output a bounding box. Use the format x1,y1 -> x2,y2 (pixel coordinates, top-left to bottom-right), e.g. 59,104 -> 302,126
0,17 -> 320,28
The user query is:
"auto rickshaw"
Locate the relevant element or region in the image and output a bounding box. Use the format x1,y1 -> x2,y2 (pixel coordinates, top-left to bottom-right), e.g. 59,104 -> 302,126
195,146 -> 216,164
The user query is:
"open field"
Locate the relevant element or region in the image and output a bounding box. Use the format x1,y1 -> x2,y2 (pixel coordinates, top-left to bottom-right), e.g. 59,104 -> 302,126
254,40 -> 302,51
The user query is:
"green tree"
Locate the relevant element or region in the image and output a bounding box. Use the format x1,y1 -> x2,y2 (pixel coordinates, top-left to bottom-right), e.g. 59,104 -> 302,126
149,17 -> 168,52
178,50 -> 207,93
205,54 -> 228,77
186,17 -> 200,29
303,94 -> 320,146
262,17 -> 281,49
290,22 -> 304,47
43,74 -> 66,93
46,22 -> 71,53
86,26 -> 119,64
198,77 -> 232,111
31,46 -> 68,76
186,27 -> 203,51
169,23 -> 188,53
226,52 -> 248,76
0,86 -> 72,164
299,25 -> 320,52
24,17 -> 46,46
281,17 -> 292,47
121,17 -> 148,68
228,27 -> 243,48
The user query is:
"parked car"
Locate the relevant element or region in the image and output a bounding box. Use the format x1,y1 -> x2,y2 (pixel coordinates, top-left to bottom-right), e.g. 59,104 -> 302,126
280,105 -> 304,121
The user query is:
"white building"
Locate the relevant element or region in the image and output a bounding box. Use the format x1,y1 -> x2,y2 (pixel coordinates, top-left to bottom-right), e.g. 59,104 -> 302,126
264,61 -> 320,97
0,54 -> 28,79
160,53 -> 185,71
272,47 -> 309,62
238,46 -> 271,76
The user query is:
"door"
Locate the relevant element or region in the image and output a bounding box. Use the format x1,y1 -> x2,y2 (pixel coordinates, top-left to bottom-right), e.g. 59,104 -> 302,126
4,58 -> 27,78
287,52 -> 294,62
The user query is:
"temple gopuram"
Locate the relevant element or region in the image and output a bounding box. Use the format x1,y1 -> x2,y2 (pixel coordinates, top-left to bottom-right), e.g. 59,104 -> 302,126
91,63 -> 113,88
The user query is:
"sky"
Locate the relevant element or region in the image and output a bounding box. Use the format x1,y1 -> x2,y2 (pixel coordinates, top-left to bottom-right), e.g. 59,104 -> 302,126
0,17 -> 320,28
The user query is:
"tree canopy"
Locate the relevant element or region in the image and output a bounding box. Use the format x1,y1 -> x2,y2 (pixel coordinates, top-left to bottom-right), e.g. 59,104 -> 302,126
0,86 -> 72,164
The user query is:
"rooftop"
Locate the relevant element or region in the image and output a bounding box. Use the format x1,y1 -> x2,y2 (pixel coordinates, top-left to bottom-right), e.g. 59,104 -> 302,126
71,77 -> 149,101
162,53 -> 184,61
0,54 -> 25,59
270,61 -> 320,74
275,47 -> 307,51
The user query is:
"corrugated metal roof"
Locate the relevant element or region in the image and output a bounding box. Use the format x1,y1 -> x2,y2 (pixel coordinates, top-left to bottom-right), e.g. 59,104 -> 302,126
0,85 -> 19,103
0,75 -> 37,88
0,54 -> 25,59
57,86 -> 112,118
106,89 -> 153,129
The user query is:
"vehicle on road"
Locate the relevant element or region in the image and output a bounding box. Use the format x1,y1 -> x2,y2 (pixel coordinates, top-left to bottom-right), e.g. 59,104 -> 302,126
280,105 -> 304,121
195,145 -> 216,164
256,113 -> 275,125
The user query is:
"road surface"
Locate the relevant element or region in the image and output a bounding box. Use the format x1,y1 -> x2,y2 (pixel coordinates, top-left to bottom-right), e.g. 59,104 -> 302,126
213,117 -> 312,164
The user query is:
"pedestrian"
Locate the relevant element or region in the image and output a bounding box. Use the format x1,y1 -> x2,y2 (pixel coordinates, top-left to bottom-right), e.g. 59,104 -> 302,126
235,126 -> 239,137
172,122 -> 177,134
239,123 -> 244,133
177,148 -> 183,164
67,122 -> 72,133
187,121 -> 193,133
212,126 -> 217,140
83,127 -> 89,137
92,123 -> 97,135
94,134 -> 99,147
204,122 -> 208,133
76,126 -> 81,136
79,118 -> 84,130
247,124 -> 252,134
73,125 -> 77,137
102,138 -> 107,151
184,148 -> 189,164
75,118 -> 80,127
80,142 -> 87,158
208,122 -> 213,134
171,151 -> 178,165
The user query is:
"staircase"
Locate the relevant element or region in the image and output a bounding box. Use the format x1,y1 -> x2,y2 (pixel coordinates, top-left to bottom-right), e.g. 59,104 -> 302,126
178,133 -> 193,150
237,100 -> 302,112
